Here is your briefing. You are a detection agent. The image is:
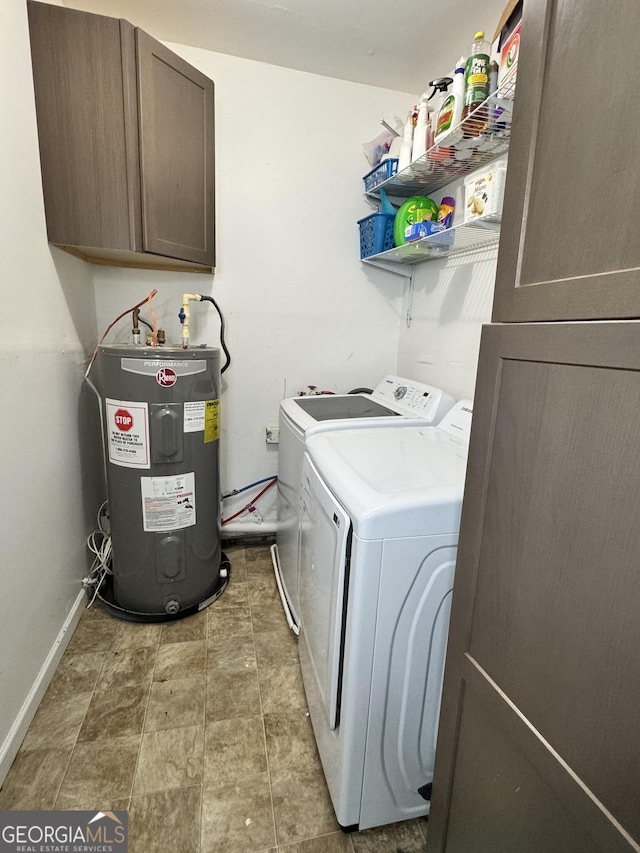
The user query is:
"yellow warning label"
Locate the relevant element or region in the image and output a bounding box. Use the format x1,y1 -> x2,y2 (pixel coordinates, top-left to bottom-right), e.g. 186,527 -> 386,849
204,399 -> 219,443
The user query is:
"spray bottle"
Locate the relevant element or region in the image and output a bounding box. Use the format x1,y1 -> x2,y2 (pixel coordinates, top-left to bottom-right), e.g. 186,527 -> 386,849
426,77 -> 453,144
434,57 -> 466,146
411,93 -> 431,165
422,76 -> 454,168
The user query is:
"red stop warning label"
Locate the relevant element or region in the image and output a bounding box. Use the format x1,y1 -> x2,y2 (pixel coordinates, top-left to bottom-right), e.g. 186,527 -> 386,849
114,408 -> 134,431
106,399 -> 150,468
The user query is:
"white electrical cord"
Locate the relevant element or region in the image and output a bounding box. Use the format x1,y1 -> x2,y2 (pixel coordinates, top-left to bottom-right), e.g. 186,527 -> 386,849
83,501 -> 112,607
269,543 -> 299,636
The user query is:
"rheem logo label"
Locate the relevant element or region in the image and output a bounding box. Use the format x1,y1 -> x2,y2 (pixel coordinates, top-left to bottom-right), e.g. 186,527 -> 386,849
114,409 -> 134,431
156,367 -> 177,387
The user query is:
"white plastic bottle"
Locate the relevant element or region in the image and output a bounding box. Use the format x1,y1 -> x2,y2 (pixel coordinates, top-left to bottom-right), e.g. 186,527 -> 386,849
434,57 -> 465,146
411,93 -> 430,164
397,111 -> 415,172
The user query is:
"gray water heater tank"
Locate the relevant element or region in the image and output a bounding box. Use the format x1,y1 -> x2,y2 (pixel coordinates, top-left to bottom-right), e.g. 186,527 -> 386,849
93,345 -> 225,620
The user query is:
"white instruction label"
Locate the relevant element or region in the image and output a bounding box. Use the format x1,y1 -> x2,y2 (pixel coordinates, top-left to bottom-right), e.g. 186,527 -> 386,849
140,472 -> 196,532
184,400 -> 206,433
106,399 -> 150,469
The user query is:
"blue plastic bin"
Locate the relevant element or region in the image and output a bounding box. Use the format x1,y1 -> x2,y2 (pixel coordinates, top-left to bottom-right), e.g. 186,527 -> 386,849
358,212 -> 395,259
362,159 -> 399,193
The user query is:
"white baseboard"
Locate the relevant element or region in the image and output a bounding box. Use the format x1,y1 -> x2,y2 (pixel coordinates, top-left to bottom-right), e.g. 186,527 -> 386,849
0,589 -> 87,786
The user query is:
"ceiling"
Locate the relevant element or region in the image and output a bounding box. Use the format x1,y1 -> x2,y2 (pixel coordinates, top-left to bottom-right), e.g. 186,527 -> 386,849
64,0 -> 509,94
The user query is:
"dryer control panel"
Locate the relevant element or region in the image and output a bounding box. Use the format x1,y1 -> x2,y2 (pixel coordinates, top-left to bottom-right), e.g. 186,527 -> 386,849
371,375 -> 455,423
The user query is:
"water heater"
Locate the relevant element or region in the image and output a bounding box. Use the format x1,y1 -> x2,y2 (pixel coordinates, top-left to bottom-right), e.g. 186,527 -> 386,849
92,344 -> 225,621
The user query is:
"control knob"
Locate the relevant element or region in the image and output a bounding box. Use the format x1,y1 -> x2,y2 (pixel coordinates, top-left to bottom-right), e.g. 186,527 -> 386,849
394,385 -> 407,400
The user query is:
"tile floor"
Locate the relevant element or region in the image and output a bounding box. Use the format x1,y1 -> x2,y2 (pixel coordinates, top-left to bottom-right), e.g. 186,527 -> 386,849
0,545 -> 428,853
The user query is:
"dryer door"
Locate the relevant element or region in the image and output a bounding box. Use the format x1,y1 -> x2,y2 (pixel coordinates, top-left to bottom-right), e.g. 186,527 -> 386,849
299,453 -> 351,731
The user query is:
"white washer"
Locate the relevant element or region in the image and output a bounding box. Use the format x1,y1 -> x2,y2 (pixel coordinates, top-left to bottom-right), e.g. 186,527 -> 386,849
297,401 -> 473,831
272,376 -> 455,632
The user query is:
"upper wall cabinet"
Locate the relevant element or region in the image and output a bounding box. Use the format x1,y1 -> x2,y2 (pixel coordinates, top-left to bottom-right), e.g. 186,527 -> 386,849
27,1 -> 215,273
492,0 -> 640,321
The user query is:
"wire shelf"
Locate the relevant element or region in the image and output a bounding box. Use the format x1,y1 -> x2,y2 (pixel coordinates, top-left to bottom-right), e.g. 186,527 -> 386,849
369,82 -> 516,200
362,215 -> 501,266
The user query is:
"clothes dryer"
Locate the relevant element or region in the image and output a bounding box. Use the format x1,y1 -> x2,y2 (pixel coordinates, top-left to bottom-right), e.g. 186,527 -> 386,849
297,401 -> 473,830
272,376 -> 454,632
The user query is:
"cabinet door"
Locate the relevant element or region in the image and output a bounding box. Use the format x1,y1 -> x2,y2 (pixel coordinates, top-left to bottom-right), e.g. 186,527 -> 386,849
27,2 -> 138,252
426,321 -> 640,853
136,30 -> 215,267
492,0 -> 640,322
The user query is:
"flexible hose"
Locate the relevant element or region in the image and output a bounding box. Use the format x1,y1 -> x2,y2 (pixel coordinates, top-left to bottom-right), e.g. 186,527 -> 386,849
221,477 -> 277,525
222,476 -> 277,500
199,294 -> 231,374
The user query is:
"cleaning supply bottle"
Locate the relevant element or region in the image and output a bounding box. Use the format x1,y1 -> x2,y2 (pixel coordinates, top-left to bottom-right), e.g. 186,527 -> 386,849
411,93 -> 431,164
397,111 -> 415,172
434,57 -> 465,146
489,59 -> 499,98
488,59 -> 505,132
428,77 -> 453,133
462,31 -> 491,135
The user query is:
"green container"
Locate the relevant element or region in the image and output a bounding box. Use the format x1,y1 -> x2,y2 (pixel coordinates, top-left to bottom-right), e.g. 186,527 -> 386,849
394,196 -> 440,246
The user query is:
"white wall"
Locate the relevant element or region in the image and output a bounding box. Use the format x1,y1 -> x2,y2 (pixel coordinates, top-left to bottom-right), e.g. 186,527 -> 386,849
393,164 -> 501,403
93,45 -> 411,523
397,249 -> 497,403
0,0 -> 103,781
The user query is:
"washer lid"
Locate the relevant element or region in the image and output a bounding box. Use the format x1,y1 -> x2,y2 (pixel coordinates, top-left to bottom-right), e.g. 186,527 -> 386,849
280,375 -> 454,432
304,422 -> 469,540
293,395 -> 399,421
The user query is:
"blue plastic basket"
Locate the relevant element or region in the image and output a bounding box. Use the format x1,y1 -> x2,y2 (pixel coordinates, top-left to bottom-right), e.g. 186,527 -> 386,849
357,212 -> 395,259
362,158 -> 399,193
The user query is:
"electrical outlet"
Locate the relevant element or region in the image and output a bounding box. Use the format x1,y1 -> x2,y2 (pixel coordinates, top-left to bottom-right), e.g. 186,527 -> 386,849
265,426 -> 279,444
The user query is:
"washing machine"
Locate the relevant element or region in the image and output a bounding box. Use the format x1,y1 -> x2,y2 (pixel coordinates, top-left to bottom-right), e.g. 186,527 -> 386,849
272,376 -> 455,632
297,400 -> 473,831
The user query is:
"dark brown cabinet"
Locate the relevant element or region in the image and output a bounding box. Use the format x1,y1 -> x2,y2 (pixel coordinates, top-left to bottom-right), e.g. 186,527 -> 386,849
427,1 -> 640,851
27,1 -> 215,273
427,322 -> 640,853
492,0 -> 640,322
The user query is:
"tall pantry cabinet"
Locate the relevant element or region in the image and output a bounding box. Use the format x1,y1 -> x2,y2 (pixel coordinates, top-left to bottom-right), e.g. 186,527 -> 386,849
27,1 -> 215,273
427,1 -> 640,852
